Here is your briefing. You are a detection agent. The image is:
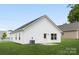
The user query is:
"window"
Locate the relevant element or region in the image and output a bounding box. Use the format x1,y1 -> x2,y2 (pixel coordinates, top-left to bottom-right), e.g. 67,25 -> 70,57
15,34 -> 17,40
19,36 -> 20,40
19,33 -> 20,40
51,34 -> 54,40
44,33 -> 46,39
51,33 -> 57,40
54,34 -> 57,40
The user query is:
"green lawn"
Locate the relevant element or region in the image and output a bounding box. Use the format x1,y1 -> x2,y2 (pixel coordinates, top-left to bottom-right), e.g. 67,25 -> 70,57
0,39 -> 79,55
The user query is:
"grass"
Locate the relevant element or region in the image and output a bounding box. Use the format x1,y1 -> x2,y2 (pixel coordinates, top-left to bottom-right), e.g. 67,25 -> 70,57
0,39 -> 79,55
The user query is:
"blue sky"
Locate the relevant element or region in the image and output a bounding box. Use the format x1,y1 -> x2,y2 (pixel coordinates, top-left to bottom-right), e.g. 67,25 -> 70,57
0,4 -> 71,30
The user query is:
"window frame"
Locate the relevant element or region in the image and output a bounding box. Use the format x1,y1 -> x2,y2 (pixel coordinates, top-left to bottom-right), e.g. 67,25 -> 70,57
15,34 -> 17,40
44,33 -> 47,39
51,33 -> 57,40
19,33 -> 21,40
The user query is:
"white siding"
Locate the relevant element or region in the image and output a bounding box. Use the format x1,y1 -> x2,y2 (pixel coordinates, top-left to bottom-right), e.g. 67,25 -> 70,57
11,17 -> 61,44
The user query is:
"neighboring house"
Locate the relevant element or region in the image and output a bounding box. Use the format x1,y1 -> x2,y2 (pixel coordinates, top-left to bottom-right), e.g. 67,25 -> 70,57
0,30 -> 12,40
58,22 -> 79,39
10,15 -> 62,44
0,31 -> 6,40
7,30 -> 13,39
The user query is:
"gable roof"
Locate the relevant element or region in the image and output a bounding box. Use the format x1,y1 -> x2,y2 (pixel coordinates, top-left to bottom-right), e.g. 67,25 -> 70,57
58,22 -> 79,31
13,15 -> 62,33
14,15 -> 45,31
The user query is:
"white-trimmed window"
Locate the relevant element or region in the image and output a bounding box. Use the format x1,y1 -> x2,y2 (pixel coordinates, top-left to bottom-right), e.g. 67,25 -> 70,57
19,33 -> 20,40
15,34 -> 17,40
51,33 -> 57,40
44,33 -> 46,39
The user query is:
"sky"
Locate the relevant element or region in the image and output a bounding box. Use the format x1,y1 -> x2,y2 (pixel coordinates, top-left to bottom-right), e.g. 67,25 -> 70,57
0,4 -> 71,30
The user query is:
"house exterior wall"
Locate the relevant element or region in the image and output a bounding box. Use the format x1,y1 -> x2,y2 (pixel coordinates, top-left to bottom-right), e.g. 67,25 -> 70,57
11,17 -> 61,44
62,30 -> 78,39
10,31 -> 24,43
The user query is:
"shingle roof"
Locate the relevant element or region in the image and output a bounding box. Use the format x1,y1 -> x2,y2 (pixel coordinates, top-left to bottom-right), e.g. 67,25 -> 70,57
58,22 -> 79,31
12,15 -> 62,33
14,15 -> 47,32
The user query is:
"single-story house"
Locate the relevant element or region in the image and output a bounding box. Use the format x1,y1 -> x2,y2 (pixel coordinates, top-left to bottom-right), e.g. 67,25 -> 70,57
58,22 -> 79,39
10,15 -> 62,44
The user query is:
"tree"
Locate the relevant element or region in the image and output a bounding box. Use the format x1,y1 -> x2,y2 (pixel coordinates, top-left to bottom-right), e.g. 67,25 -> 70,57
68,4 -> 79,23
2,32 -> 7,39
